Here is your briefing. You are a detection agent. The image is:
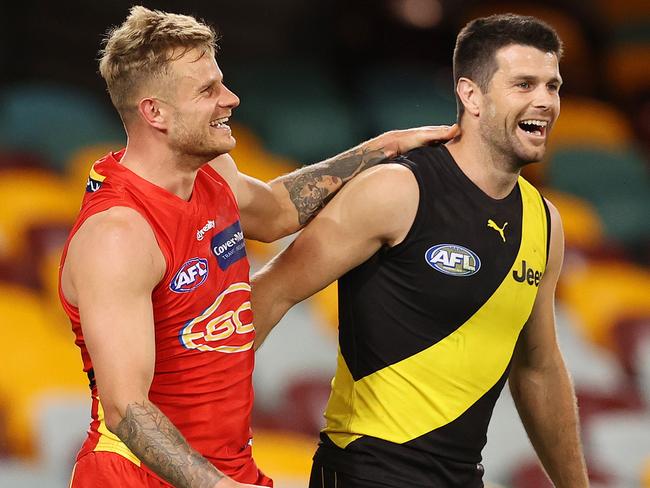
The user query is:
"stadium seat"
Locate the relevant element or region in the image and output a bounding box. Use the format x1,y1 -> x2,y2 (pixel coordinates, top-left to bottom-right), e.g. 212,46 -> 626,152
547,146 -> 650,246
311,281 -> 339,335
0,258 -> 39,290
226,60 -> 361,162
0,152 -> 51,172
588,411 -> 650,487
606,44 -> 650,99
252,429 -> 315,487
38,242 -> 69,324
0,169 -> 79,260
559,261 -> 650,348
229,124 -> 297,182
548,147 -> 649,201
548,98 -> 633,152
283,377 -> 332,436
540,189 -> 605,252
0,284 -> 86,457
65,143 -> 117,203
0,83 -> 124,171
643,456 -> 650,487
523,98 -> 634,186
511,458 -> 611,488
33,394 -> 88,483
575,386 -> 644,430
460,4 -> 596,96
594,192 -> 650,246
597,0 -> 650,28
358,64 -> 457,134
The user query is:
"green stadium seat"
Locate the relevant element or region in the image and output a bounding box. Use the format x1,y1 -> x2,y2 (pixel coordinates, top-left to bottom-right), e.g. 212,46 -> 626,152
548,147 -> 649,201
0,83 -> 124,171
226,60 -> 361,162
594,193 -> 650,245
359,65 -> 458,133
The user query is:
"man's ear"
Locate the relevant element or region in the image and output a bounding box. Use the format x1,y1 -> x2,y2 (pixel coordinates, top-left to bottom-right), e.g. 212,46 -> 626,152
456,77 -> 482,117
137,97 -> 170,131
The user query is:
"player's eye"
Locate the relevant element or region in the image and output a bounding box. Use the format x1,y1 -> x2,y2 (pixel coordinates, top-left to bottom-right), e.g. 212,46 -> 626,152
517,81 -> 531,89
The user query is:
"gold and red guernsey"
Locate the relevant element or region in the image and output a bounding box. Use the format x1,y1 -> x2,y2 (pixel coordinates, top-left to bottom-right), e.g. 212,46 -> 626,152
59,149 -> 267,485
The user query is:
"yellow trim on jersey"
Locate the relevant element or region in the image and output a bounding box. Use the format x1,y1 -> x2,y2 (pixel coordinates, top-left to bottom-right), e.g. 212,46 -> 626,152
325,176 -> 548,448
95,400 -> 141,466
89,163 -> 106,182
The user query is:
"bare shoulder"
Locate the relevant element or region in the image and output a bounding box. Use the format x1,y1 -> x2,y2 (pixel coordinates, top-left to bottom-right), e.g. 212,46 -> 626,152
63,207 -> 165,304
543,197 -> 562,224
325,162 -> 419,246
208,153 -> 239,194
542,197 -> 564,243
341,162 -> 418,202
541,197 -> 565,284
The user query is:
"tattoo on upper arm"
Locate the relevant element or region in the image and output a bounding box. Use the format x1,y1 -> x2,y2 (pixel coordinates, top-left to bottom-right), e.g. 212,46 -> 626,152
282,146 -> 387,224
115,401 -> 223,488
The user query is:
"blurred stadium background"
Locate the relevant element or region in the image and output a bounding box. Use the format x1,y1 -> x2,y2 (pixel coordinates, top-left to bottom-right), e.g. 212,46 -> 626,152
0,0 -> 648,486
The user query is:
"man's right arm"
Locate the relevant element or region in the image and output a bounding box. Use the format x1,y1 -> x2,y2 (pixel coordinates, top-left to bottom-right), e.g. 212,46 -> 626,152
252,163 -> 420,349
63,208 -> 257,488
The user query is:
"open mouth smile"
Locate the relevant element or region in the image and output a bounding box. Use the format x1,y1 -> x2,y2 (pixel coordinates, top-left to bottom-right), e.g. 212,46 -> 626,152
517,119 -> 548,139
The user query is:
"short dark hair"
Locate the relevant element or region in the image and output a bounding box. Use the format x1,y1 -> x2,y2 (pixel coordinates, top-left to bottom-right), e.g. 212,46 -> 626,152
453,14 -> 563,119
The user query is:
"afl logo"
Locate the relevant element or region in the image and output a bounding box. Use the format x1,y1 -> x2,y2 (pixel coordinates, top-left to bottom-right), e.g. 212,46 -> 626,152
170,258 -> 209,293
425,244 -> 481,277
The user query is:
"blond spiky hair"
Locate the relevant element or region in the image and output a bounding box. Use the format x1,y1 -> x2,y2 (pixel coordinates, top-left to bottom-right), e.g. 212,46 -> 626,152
99,6 -> 217,119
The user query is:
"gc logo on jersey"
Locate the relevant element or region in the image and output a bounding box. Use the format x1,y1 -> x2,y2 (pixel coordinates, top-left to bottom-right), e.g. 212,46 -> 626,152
211,221 -> 246,270
179,282 -> 254,353
170,258 -> 209,293
425,244 -> 481,277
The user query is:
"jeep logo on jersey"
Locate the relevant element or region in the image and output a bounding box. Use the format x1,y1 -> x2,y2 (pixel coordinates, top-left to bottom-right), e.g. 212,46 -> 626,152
170,258 -> 209,293
425,244 -> 481,277
211,221 -> 246,270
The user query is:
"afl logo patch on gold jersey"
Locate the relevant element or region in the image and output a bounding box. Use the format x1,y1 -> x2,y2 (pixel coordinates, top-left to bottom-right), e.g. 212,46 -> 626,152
425,244 -> 481,277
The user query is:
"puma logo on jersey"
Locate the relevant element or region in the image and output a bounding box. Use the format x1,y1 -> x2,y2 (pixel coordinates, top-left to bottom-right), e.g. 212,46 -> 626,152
487,219 -> 508,242
512,260 -> 542,287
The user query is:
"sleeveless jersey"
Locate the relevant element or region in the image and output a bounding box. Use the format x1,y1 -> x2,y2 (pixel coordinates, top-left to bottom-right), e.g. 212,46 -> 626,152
59,150 -> 270,486
315,145 -> 550,487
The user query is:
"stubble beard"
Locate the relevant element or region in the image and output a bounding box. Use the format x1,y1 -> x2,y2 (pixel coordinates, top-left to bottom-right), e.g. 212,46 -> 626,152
169,112 -> 233,168
480,119 -> 544,171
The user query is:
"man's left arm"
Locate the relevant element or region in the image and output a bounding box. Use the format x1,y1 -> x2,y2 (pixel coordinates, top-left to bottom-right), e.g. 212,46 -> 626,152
213,125 -> 458,242
508,199 -> 589,488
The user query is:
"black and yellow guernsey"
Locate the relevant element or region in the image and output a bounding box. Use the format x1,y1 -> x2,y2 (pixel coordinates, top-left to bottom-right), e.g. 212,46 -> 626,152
314,144 -> 551,487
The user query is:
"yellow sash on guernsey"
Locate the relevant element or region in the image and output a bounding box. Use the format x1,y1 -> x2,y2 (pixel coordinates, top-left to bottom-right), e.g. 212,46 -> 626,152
324,177 -> 548,448
95,400 -> 142,465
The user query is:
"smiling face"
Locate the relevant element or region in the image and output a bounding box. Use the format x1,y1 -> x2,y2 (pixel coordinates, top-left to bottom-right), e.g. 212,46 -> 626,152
478,44 -> 561,166
162,48 -> 240,161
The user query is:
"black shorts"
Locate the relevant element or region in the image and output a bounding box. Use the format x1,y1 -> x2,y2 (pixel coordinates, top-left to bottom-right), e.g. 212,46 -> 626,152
309,460 -> 397,488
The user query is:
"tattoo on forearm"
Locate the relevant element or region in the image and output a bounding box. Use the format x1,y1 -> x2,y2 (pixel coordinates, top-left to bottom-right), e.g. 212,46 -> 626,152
115,401 -> 223,488
282,146 -> 388,224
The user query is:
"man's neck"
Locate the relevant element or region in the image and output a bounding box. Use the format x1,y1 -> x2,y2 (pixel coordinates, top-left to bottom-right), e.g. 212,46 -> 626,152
119,139 -> 202,201
445,127 -> 521,200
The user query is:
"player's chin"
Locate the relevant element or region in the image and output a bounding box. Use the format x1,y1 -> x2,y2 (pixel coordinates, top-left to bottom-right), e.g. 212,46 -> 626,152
517,147 -> 546,165
219,136 -> 237,153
